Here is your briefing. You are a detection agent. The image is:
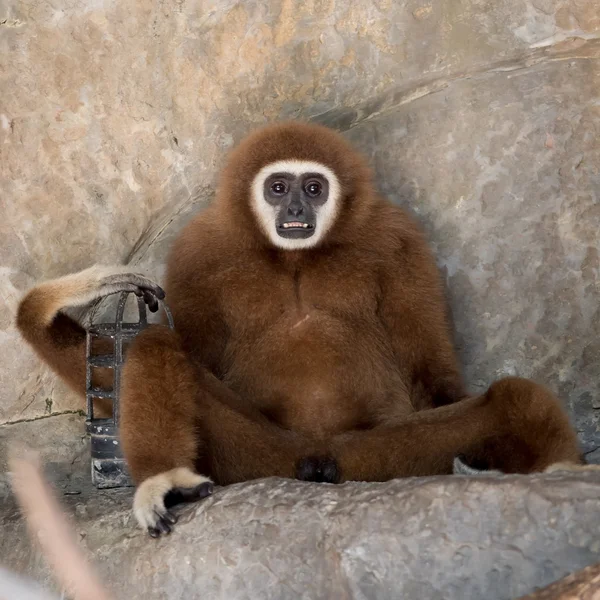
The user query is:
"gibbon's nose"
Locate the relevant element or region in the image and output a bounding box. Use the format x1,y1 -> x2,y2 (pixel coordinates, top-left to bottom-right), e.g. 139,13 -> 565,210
288,204 -> 304,217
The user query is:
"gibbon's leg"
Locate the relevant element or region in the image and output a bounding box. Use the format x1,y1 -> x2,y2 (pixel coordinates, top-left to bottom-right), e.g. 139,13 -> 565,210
199,373 -> 329,485
16,264 -> 165,415
119,325 -> 211,537
332,377 -> 584,482
120,326 -> 318,536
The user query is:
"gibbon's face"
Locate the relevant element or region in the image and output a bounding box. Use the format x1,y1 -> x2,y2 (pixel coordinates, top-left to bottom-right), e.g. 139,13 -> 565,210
251,160 -> 341,250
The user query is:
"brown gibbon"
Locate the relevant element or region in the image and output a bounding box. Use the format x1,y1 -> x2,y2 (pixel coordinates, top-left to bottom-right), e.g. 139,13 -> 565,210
17,122 -> 592,537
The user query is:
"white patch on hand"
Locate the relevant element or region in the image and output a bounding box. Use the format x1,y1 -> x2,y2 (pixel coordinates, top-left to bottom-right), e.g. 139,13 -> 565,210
62,264 -> 156,306
31,264 -> 164,326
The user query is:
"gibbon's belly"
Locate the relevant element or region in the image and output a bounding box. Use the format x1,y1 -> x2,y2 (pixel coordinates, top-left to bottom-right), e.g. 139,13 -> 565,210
224,309 -> 402,436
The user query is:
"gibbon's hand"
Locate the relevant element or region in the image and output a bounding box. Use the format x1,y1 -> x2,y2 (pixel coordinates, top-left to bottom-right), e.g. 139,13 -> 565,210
63,265 -> 166,312
18,264 -> 166,327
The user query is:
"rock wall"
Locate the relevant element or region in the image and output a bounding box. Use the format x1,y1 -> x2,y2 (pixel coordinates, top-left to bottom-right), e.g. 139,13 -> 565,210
0,0 -> 600,434
1,0 -> 599,442
344,54 -> 600,459
0,0 -> 598,427
1,1 -> 600,597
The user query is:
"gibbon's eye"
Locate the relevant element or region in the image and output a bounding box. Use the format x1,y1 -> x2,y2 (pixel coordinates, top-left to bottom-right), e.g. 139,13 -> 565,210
305,181 -> 322,197
271,181 -> 288,195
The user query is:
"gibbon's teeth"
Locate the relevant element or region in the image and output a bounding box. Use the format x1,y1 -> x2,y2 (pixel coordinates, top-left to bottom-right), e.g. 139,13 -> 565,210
282,222 -> 311,229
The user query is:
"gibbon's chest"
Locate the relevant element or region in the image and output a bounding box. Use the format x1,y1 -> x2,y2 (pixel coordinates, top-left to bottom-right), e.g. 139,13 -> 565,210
219,256 -> 380,338
217,255 -> 398,436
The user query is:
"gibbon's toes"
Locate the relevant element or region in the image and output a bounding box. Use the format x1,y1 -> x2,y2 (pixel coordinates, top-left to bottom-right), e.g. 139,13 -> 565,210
164,482 -> 214,508
148,508 -> 178,538
296,456 -> 340,483
133,468 -> 213,537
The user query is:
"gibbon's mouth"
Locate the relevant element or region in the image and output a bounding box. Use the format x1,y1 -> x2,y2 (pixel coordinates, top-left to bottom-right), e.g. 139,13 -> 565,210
277,221 -> 316,239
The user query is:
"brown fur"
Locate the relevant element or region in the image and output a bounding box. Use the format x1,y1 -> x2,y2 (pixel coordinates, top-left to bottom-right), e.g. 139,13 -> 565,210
16,122 -> 583,507
16,277 -> 115,416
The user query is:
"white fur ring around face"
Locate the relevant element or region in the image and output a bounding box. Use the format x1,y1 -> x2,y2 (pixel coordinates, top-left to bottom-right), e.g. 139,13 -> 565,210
250,160 -> 342,251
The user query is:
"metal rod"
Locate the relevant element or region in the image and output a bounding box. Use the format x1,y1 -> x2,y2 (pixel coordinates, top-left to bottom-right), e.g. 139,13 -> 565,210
85,329 -> 93,422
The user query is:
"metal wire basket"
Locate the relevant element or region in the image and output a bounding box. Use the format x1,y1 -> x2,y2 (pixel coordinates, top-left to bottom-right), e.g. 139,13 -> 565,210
85,291 -> 174,488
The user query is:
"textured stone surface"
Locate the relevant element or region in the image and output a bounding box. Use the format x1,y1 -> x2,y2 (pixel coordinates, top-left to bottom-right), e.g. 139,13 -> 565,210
2,1 -> 600,597
2,472 -> 600,599
0,414 -> 90,496
342,54 -> 600,459
520,561 -> 600,599
2,0 -> 599,431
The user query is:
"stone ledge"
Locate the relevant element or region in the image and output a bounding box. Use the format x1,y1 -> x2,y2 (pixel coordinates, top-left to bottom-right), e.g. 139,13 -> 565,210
2,472 -> 600,599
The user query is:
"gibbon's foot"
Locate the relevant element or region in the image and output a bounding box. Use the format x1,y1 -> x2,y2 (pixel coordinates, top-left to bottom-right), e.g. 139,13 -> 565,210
164,482 -> 215,507
545,462 -> 600,474
454,457 -> 600,477
453,455 -> 502,476
296,456 -> 340,483
133,467 -> 213,537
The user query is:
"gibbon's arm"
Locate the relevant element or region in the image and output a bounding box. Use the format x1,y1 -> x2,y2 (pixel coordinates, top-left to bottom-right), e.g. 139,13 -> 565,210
378,240 -> 466,409
163,223 -> 231,376
16,265 -> 164,395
